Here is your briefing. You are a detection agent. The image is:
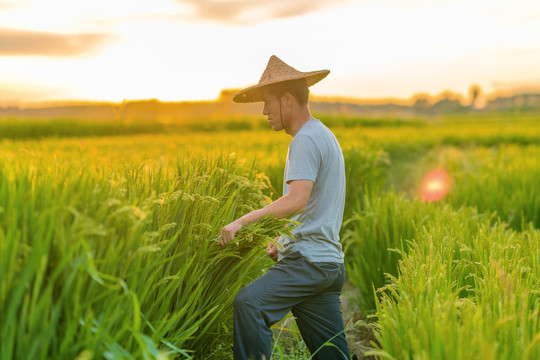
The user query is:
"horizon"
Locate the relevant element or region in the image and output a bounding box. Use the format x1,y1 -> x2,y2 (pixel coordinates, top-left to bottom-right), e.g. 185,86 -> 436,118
2,85 -> 537,109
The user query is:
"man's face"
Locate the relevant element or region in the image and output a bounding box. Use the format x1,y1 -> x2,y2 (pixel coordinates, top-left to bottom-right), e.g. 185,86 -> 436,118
262,89 -> 284,132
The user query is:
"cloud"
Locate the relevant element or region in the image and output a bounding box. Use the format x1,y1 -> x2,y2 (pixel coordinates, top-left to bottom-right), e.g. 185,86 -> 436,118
178,0 -> 346,24
0,28 -> 114,56
0,1 -> 13,8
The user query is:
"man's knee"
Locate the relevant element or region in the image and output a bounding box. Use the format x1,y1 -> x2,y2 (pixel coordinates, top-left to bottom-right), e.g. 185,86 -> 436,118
234,285 -> 258,310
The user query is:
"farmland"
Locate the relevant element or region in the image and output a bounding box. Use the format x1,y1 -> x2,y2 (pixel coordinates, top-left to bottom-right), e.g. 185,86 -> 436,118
1,112 -> 539,359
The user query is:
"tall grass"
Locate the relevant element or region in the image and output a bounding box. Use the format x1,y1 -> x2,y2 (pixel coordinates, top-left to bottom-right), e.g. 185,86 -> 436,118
343,192 -> 427,311
3,113 -> 540,151
0,154 -> 295,359
344,143 -> 540,309
342,146 -> 390,222
2,112 -> 540,359
344,189 -> 540,358
441,145 -> 540,230
0,117 -> 265,139
342,190 -> 491,312
370,215 -> 540,359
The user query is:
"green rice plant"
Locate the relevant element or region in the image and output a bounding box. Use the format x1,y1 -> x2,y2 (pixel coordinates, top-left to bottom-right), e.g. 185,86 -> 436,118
0,116 -> 263,140
338,113 -> 540,161
270,314 -> 356,360
441,145 -> 540,230
1,112 -> 539,359
271,314 -> 311,359
342,191 -> 485,312
342,146 -> 390,224
0,154 -> 295,359
399,144 -> 540,230
369,214 -> 540,359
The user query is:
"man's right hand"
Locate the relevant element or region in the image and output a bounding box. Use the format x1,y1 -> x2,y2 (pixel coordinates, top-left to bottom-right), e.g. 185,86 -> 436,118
266,240 -> 279,262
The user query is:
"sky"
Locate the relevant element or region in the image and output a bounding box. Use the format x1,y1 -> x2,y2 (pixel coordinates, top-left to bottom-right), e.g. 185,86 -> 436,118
1,0 -> 540,104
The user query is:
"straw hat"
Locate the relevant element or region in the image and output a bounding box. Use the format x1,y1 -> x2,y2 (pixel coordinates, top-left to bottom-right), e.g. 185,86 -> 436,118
233,55 -> 330,103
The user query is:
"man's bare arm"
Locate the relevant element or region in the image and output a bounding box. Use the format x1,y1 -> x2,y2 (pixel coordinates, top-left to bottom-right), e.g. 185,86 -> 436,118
218,179 -> 313,246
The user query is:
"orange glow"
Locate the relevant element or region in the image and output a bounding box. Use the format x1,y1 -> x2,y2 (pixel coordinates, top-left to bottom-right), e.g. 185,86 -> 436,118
420,169 -> 450,202
2,1 -> 540,102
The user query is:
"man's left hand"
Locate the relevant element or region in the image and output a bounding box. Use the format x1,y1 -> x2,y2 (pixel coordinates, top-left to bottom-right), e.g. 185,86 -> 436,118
218,220 -> 243,246
266,240 -> 279,262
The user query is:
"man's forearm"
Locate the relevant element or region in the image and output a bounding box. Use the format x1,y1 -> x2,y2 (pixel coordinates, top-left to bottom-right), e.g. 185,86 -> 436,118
219,180 -> 312,246
236,194 -> 304,227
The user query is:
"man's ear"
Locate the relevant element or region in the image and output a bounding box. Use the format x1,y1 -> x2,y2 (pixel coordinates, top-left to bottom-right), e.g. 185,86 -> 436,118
283,92 -> 294,106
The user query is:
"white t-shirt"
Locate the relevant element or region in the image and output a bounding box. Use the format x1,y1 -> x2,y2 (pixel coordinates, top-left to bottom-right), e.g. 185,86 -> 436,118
278,118 -> 346,263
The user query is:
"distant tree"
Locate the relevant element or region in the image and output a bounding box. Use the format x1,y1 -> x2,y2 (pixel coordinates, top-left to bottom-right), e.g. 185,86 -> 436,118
411,93 -> 431,112
469,84 -> 482,109
432,90 -> 466,114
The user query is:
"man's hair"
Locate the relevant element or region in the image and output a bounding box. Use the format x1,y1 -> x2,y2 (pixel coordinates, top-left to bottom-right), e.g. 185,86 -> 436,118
266,78 -> 310,105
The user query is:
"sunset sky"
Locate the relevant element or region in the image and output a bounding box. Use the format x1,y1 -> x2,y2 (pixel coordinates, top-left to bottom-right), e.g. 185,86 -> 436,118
1,0 -> 540,104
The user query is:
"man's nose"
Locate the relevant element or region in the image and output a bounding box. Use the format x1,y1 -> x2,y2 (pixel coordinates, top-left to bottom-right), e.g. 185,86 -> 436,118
262,104 -> 269,115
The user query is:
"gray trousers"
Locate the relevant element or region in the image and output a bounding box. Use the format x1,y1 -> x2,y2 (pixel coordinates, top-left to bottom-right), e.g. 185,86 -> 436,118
233,252 -> 351,360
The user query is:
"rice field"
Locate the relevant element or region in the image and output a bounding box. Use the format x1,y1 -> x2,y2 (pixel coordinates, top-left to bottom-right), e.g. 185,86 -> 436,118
1,112 -> 539,359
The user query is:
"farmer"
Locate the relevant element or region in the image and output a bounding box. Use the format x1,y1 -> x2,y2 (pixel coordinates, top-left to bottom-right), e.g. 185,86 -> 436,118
219,55 -> 350,360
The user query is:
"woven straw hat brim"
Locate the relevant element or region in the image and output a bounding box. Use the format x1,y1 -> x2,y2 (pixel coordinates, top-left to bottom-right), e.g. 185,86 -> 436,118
233,69 -> 330,103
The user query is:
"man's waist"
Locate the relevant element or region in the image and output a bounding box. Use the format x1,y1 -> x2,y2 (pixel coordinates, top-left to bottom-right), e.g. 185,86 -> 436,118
278,240 -> 344,263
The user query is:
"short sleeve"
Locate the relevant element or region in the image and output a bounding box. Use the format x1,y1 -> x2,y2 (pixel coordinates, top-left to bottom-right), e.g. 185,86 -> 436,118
285,134 -> 319,183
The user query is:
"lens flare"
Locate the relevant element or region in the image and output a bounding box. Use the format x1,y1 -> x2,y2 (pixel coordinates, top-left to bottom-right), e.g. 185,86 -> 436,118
420,169 -> 450,202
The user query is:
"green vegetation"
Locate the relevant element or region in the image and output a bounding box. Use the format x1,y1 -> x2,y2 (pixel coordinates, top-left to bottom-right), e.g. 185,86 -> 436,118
0,155 -> 294,359
0,112 -> 539,359
2,111 -> 540,142
371,213 -> 540,359
343,143 -> 539,324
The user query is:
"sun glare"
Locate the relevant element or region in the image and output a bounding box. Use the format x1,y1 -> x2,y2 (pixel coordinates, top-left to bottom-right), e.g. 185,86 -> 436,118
420,169 -> 450,202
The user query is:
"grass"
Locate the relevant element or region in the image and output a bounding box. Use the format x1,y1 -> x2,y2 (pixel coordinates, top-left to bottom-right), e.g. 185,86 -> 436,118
0,154 -> 295,359
370,216 -> 540,359
1,112 -> 539,358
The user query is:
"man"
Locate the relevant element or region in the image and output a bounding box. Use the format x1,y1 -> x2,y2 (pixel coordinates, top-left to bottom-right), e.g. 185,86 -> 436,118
219,55 -> 350,360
